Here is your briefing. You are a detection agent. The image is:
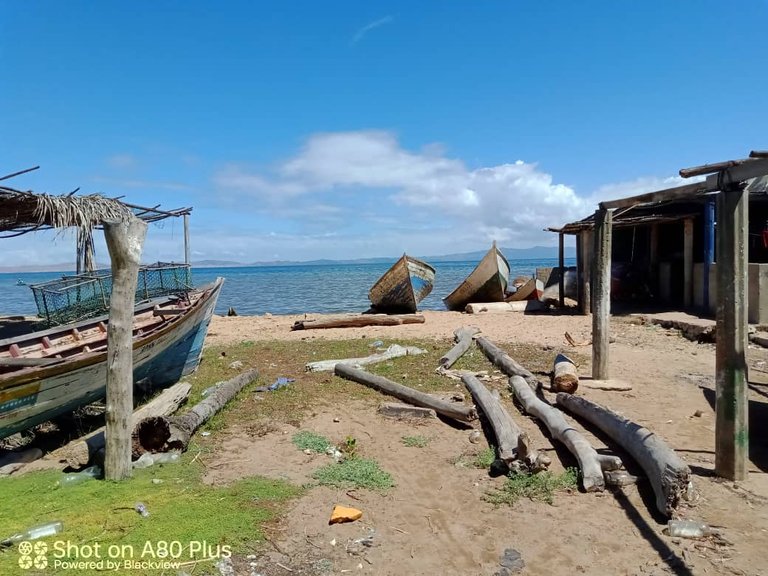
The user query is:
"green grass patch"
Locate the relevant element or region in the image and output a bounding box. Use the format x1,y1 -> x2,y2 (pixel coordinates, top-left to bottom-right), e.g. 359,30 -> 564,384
401,435 -> 430,448
485,468 -> 578,506
292,431 -> 333,453
0,451 -> 300,575
311,458 -> 394,491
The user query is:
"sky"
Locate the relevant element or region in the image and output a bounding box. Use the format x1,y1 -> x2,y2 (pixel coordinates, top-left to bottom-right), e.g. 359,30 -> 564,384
1,1 -> 766,266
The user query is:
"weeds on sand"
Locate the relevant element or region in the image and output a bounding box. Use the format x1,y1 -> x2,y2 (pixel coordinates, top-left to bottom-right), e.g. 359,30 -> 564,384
292,431 -> 333,453
485,468 -> 578,506
312,458 -> 394,491
401,435 -> 430,448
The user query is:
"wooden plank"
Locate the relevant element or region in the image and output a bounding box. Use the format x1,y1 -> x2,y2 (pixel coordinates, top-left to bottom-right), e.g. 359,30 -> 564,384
599,180 -> 709,211
581,230 -> 593,314
592,208 -> 612,380
292,314 -> 425,330
680,158 -> 753,178
103,217 -> 147,481
684,218 -> 694,308
558,232 -> 565,307
705,157 -> 768,187
715,185 -> 749,481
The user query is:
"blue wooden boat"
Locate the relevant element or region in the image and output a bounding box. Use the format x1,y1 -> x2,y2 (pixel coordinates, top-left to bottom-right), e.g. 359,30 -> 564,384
443,243 -> 510,311
368,254 -> 435,313
0,278 -> 223,440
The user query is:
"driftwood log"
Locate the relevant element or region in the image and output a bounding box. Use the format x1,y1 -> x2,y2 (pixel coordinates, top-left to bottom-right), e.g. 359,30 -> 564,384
335,364 -> 477,423
556,393 -> 690,516
461,373 -> 548,470
132,368 -> 259,456
552,353 -> 579,393
439,326 -> 480,369
475,336 -> 539,387
306,344 -> 426,372
509,376 -> 605,491
378,402 -> 436,419
292,314 -> 425,330
596,454 -> 624,471
465,301 -> 545,314
42,382 -> 193,470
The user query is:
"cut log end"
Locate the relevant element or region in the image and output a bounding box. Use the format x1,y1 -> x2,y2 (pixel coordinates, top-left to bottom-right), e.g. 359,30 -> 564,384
132,416 -> 172,458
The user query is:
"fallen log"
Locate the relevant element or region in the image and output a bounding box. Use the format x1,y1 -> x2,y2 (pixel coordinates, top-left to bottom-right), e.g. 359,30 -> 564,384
292,314 -> 425,330
26,382 -> 193,471
439,326 -> 481,369
509,376 -> 604,491
306,344 -> 426,372
552,353 -> 579,394
378,402 -> 436,419
132,368 -> 259,456
596,454 -> 624,471
465,301 -> 545,314
462,373 -> 548,470
0,448 -> 43,476
335,364 -> 477,423
475,336 -> 539,387
556,393 -> 690,516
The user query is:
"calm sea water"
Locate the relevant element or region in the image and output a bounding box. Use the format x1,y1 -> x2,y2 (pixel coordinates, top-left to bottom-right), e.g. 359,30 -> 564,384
0,258 -> 575,317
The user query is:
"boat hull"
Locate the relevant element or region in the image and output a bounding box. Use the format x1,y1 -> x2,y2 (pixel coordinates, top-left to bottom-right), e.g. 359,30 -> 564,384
443,245 -> 510,311
368,255 -> 435,313
0,279 -> 223,439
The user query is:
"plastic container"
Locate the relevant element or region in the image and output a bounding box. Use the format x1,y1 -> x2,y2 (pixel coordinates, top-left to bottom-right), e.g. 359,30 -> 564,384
56,465 -> 101,487
132,453 -> 155,469
152,452 -> 181,465
2,521 -> 63,546
665,519 -> 712,539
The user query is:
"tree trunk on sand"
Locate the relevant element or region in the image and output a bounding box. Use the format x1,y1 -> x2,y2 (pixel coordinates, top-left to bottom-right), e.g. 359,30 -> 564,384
306,344 -> 426,372
37,383 -> 192,470
292,314 -> 425,330
552,353 -> 579,394
439,326 -> 480,369
465,301 -> 545,314
509,376 -> 605,492
461,373 -> 548,470
556,393 -> 690,516
132,368 -> 258,456
103,217 -> 147,481
334,364 -> 477,423
475,336 -> 539,387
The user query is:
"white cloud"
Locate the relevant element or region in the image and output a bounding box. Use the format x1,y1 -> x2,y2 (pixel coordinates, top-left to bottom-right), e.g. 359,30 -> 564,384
106,154 -> 137,170
351,15 -> 394,45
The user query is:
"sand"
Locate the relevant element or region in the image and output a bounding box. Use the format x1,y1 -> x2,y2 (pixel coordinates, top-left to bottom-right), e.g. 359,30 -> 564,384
204,310 -> 768,576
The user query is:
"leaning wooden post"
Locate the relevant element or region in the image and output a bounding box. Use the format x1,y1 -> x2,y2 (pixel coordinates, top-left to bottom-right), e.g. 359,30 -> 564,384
683,218 -> 694,308
592,208 -> 612,380
183,213 -> 191,266
715,184 -> 749,481
558,232 -> 565,308
103,217 -> 148,481
580,230 -> 593,314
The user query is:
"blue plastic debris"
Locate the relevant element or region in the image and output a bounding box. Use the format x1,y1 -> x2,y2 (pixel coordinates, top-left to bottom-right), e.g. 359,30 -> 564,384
255,377 -> 295,393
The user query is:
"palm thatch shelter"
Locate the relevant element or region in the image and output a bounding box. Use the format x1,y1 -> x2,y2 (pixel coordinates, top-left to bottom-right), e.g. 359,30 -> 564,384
0,166 -> 192,481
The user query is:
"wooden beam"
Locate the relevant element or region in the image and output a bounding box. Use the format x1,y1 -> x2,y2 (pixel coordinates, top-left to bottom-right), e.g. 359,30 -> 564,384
715,185 -> 749,481
558,232 -> 565,307
705,158 -> 768,188
183,213 -> 190,265
649,222 -> 659,296
103,217 -> 147,481
680,158 -> 753,178
592,208 -> 612,380
580,230 -> 593,314
683,218 -> 694,308
750,150 -> 768,158
599,181 -> 710,211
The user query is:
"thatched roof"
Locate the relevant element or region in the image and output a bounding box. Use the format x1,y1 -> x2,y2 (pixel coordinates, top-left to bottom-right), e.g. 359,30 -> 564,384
0,167 -> 191,238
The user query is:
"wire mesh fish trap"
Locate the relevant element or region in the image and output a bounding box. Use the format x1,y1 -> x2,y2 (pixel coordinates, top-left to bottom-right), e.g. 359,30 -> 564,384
30,262 -> 193,325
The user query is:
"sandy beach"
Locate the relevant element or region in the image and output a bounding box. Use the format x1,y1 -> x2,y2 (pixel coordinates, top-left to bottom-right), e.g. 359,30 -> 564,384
200,309 -> 768,576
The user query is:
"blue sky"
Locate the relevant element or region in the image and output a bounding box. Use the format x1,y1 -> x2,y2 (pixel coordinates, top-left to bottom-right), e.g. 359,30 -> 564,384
1,1 -> 766,265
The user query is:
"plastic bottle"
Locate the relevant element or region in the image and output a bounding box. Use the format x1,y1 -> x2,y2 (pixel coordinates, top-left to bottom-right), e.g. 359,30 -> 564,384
135,503 -> 150,518
56,465 -> 101,487
665,519 -> 712,538
2,521 -> 63,546
152,452 -> 181,465
132,453 -> 155,469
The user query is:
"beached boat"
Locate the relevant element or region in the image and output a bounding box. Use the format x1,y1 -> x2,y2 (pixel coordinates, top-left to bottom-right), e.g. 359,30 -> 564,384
368,255 -> 435,313
443,243 -> 510,311
506,277 -> 544,302
0,278 -> 223,440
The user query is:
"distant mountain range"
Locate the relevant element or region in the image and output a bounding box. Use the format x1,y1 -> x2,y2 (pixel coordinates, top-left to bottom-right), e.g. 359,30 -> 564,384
0,246 -> 576,273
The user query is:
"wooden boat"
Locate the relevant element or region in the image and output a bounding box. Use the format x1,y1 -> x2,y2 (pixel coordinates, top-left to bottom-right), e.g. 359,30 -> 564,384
506,277 -> 544,302
368,255 -> 435,313
0,278 -> 223,440
443,243 -> 510,311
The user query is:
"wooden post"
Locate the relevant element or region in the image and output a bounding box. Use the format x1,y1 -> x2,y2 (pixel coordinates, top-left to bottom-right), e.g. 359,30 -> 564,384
683,218 -> 694,308
649,223 -> 659,296
581,230 -> 593,314
183,214 -> 190,265
715,185 -> 749,481
703,200 -> 715,311
103,217 -> 147,481
558,232 -> 565,307
592,208 -> 612,380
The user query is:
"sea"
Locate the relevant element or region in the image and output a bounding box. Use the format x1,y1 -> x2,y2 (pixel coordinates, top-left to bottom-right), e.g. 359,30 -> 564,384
0,258 -> 576,317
